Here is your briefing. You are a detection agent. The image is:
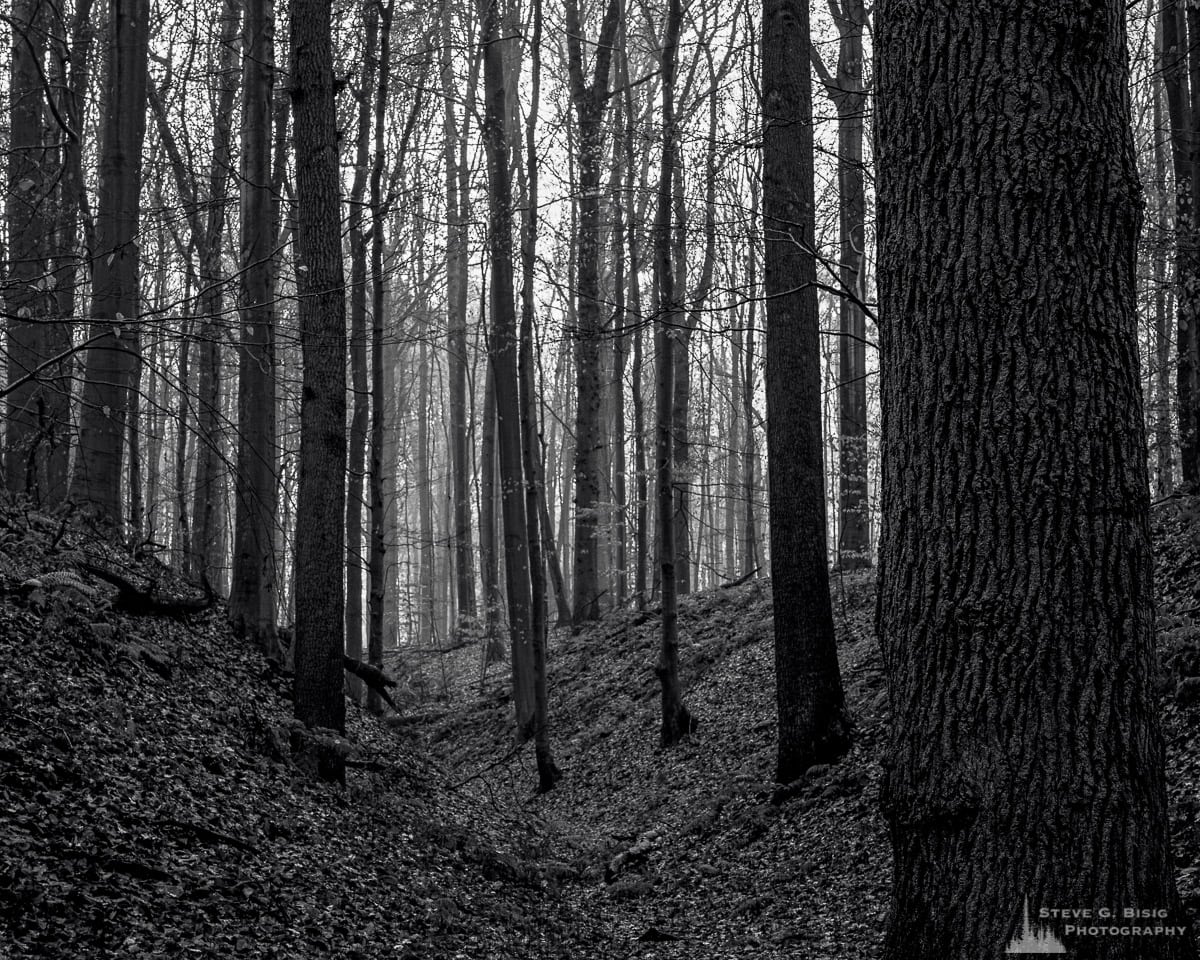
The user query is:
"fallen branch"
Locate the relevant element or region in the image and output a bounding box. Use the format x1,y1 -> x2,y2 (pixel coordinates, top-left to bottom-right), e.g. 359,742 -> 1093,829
79,561 -> 214,617
342,655 -> 399,712
719,567 -> 760,589
158,817 -> 258,854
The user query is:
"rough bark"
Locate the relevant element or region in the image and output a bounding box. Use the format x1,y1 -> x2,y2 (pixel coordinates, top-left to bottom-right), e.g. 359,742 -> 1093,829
876,3 -> 1195,956
763,0 -> 851,785
290,0 -> 348,761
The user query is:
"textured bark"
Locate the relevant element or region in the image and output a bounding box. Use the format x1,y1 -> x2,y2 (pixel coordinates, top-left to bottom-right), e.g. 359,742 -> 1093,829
70,0 -> 149,523
290,0 -> 347,758
230,0 -> 278,651
763,0 -> 851,785
565,0 -> 621,624
653,0 -> 694,748
876,3 -> 1195,957
481,0 -> 536,737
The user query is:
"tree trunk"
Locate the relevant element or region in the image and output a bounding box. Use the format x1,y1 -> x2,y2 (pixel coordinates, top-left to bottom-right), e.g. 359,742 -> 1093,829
565,0 -> 622,624
763,0 -> 852,785
820,0 -> 871,567
441,1 -> 477,639
876,2 -> 1195,956
1165,0 -> 1199,486
5,0 -> 63,503
366,0 -> 393,713
1154,13 -> 1175,496
290,0 -> 348,764
515,0 -> 560,790
230,0 -> 279,652
653,0 -> 694,748
479,351 -> 504,661
70,0 -> 150,523
343,1 -> 377,703
481,0 -> 536,739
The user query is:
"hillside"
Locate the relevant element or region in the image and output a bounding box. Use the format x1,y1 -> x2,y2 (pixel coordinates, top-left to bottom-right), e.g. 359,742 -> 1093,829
2,493 -> 1199,958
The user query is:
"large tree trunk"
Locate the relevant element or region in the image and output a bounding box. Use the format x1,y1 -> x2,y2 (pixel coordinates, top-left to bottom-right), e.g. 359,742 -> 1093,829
876,3 -> 1194,957
481,0 -> 536,737
290,0 -> 348,763
70,0 -> 150,524
763,0 -> 851,785
230,0 -> 279,652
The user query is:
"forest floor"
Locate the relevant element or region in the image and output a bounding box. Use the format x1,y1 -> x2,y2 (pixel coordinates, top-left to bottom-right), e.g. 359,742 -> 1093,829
1,494 -> 1199,959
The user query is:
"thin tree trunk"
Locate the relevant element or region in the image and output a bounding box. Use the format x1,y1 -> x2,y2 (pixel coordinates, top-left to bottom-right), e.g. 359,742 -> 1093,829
763,0 -> 852,783
481,0 -> 536,739
654,0 -> 694,748
367,0 -> 394,712
1165,0 -> 1200,485
565,0 -> 622,623
230,0 -> 279,652
343,1 -> 377,702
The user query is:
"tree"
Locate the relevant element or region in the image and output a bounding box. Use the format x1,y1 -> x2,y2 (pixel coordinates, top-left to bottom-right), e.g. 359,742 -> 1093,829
762,0 -> 851,784
70,0 -> 150,522
812,0 -> 870,566
653,0 -> 694,748
5,0 -> 68,504
1163,0 -> 1199,487
480,0 -> 535,739
230,0 -> 279,651
565,0 -> 621,624
290,0 -> 348,757
345,0 -> 379,701
368,0 -> 396,714
442,0 -> 477,638
876,2 -> 1196,956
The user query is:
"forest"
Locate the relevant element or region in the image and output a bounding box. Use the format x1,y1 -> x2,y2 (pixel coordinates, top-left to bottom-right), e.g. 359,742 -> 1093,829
4,0 -> 1200,956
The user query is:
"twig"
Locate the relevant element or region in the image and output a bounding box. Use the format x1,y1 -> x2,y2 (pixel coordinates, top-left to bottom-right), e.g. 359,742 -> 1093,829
449,740 -> 528,791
